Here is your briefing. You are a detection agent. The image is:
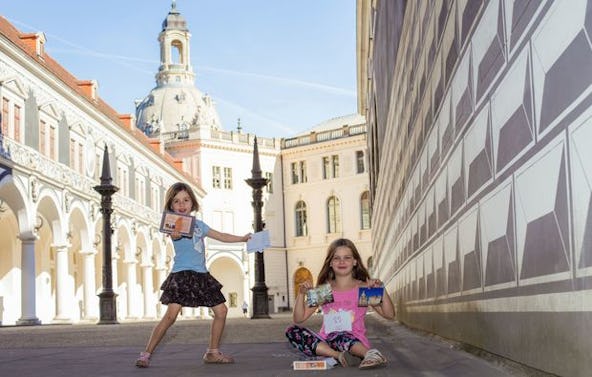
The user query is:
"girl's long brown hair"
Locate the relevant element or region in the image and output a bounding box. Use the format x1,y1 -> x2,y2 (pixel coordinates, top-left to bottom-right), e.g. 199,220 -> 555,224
164,182 -> 199,212
316,238 -> 370,285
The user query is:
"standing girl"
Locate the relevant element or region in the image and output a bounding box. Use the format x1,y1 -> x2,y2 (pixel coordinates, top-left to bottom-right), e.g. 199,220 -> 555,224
135,182 -> 251,368
285,238 -> 395,370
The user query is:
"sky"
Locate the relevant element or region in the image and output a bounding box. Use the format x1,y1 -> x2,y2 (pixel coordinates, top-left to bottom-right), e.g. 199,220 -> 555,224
2,0 -> 358,138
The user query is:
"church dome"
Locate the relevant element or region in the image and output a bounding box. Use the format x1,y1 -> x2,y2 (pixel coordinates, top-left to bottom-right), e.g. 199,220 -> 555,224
135,1 -> 222,138
135,84 -> 221,137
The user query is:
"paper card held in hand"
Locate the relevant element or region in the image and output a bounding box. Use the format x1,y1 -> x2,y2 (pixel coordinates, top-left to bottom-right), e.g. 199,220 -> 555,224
306,283 -> 334,307
358,286 -> 384,307
246,230 -> 270,253
159,212 -> 195,237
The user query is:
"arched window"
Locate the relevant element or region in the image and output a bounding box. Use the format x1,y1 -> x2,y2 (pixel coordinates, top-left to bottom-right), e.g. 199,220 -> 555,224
326,196 -> 342,233
360,191 -> 371,229
295,200 -> 307,237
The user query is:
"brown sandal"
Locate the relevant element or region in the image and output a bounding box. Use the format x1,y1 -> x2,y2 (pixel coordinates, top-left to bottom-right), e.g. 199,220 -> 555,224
203,350 -> 235,364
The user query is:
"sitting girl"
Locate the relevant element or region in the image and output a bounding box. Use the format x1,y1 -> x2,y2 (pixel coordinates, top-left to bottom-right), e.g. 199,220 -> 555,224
285,238 -> 395,369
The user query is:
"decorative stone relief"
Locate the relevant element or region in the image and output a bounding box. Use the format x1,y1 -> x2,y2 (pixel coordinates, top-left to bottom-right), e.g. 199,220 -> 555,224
63,190 -> 72,213
30,176 -> 39,203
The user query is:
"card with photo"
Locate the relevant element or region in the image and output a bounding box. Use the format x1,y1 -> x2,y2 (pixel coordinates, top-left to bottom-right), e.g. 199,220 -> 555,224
306,283 -> 334,307
358,286 -> 384,307
159,211 -> 195,237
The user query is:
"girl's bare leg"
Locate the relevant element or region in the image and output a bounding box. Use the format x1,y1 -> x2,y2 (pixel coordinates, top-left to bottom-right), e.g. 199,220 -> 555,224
144,303 -> 182,353
313,342 -> 341,359
208,303 -> 228,350
349,342 -> 369,358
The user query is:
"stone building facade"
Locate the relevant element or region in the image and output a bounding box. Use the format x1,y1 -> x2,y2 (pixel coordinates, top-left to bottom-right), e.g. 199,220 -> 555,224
357,1 -> 592,376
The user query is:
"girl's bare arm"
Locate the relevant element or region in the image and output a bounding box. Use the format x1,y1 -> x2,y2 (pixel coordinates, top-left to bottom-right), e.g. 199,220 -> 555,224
367,278 -> 395,320
207,228 -> 251,243
292,282 -> 318,324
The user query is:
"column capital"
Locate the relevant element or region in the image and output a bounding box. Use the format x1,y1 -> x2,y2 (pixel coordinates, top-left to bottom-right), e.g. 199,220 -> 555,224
18,232 -> 38,242
52,244 -> 70,252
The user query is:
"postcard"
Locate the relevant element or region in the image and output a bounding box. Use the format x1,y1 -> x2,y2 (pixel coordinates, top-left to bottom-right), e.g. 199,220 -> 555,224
159,211 -> 195,237
293,359 -> 336,370
358,286 -> 384,307
246,229 -> 270,253
306,283 -> 334,307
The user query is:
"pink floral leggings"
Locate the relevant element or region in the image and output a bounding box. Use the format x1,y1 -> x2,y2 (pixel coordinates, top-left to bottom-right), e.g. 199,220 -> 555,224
285,325 -> 360,357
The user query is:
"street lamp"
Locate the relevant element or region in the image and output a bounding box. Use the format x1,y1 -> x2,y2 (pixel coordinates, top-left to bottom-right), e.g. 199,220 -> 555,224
245,136 -> 270,318
93,145 -> 119,324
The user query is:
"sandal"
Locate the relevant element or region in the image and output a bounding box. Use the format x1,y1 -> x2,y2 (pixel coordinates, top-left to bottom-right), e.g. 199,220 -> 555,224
359,349 -> 387,370
135,351 -> 151,368
337,350 -> 361,367
203,349 -> 235,364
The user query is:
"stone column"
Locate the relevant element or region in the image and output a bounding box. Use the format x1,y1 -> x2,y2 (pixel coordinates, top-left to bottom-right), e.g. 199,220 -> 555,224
16,234 -> 41,325
143,265 -> 156,318
82,250 -> 98,320
126,261 -> 137,319
54,244 -> 71,322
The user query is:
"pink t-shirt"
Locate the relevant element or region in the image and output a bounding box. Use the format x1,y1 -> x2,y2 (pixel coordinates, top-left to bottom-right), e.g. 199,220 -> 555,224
318,287 -> 370,348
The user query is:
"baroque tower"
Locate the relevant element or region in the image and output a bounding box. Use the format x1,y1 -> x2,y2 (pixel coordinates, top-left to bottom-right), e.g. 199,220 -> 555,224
135,1 -> 221,138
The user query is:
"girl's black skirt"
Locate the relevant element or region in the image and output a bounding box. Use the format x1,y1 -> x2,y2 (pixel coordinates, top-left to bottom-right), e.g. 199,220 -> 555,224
159,270 -> 226,308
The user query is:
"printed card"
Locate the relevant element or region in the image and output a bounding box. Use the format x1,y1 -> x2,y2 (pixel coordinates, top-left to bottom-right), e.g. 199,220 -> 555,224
357,286 -> 384,307
323,310 -> 353,333
159,211 -> 195,237
306,283 -> 334,307
293,360 -> 329,370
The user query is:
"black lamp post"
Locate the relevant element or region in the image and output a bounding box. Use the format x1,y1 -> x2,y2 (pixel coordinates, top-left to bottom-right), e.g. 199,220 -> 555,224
93,145 -> 119,324
245,136 -> 270,318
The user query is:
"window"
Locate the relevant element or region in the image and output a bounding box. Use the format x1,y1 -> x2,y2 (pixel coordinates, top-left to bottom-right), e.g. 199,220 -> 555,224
135,176 -> 146,205
291,162 -> 298,184
291,161 -> 307,184
39,119 -> 57,159
223,167 -> 232,189
1,94 -> 24,142
360,191 -> 371,229
295,201 -> 307,237
332,155 -> 339,178
356,151 -> 365,174
69,137 -> 84,174
1,98 -> 8,137
212,166 -> 221,188
39,120 -> 46,154
327,196 -> 342,233
322,157 -> 330,179
116,164 -> 129,196
95,153 -> 102,180
13,105 -> 20,141
322,155 -> 339,179
265,172 -> 273,193
212,166 -> 232,189
299,161 -> 307,183
151,185 -> 160,211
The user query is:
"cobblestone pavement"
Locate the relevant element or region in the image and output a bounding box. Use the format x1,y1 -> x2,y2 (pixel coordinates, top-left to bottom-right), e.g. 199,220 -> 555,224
0,313 -> 535,377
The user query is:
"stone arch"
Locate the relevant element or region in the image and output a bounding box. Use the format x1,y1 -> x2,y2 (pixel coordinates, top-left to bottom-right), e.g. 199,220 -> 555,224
0,176 -> 30,324
35,189 -> 65,323
67,205 -> 91,321
209,254 -> 246,316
